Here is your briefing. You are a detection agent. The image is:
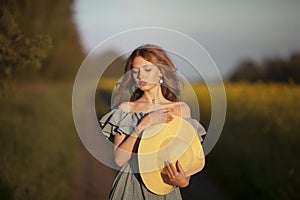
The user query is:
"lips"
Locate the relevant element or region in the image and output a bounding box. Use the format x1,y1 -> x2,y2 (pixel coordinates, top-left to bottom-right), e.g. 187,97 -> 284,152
139,81 -> 147,86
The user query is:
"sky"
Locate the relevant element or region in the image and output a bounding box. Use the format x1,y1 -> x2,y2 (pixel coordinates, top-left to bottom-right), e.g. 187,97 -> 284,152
72,0 -> 300,80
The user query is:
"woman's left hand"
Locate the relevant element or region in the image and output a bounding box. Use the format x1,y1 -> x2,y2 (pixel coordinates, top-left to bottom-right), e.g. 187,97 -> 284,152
164,160 -> 190,188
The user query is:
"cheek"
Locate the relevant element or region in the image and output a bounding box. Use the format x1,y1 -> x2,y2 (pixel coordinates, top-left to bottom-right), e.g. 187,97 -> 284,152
148,71 -> 160,83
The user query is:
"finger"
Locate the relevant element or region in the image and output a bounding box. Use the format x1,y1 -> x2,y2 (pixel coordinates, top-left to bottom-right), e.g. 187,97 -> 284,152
162,113 -> 172,121
156,108 -> 168,113
163,114 -> 169,121
159,108 -> 171,114
168,161 -> 178,175
162,114 -> 169,122
166,161 -> 175,178
165,114 -> 173,122
176,160 -> 185,174
165,166 -> 172,178
164,161 -> 168,167
164,107 -> 175,113
168,114 -> 173,120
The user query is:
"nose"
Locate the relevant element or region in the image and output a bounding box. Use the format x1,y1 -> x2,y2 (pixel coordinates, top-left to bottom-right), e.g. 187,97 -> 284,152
137,70 -> 145,80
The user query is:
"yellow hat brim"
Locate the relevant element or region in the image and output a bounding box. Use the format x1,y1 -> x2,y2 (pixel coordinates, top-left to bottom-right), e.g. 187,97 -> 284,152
138,115 -> 205,195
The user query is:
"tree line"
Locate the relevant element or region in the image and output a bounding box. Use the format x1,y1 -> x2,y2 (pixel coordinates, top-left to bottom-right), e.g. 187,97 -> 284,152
0,0 -> 84,91
230,52 -> 300,84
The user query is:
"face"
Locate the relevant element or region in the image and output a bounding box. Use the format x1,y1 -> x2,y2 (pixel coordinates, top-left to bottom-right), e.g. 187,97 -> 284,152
132,56 -> 162,91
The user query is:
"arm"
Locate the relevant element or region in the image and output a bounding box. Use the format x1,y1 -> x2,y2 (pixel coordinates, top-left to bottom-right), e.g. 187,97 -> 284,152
113,102 -> 143,167
113,126 -> 143,167
114,107 -> 174,167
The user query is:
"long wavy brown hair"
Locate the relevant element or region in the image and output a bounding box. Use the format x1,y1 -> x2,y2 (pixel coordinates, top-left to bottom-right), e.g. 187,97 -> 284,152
115,44 -> 181,107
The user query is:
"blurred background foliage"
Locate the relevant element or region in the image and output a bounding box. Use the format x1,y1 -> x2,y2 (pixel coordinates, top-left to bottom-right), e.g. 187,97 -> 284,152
0,0 -> 300,199
230,52 -> 300,84
0,0 -> 84,92
0,0 -> 83,199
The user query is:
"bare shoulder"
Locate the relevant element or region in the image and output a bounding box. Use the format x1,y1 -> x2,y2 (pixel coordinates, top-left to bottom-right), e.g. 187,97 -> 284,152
118,101 -> 147,113
176,102 -> 191,118
118,102 -> 131,112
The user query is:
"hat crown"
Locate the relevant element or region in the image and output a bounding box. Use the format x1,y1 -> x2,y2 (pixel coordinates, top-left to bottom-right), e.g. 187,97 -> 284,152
138,115 -> 205,195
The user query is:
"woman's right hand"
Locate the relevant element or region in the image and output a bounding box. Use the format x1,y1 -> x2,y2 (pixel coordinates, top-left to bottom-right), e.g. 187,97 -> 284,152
138,108 -> 174,130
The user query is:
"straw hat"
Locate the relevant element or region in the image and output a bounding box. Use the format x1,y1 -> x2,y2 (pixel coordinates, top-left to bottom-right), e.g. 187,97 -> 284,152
138,115 -> 205,195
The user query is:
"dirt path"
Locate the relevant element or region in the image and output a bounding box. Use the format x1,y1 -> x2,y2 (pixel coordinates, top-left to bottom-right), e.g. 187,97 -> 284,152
73,141 -> 117,200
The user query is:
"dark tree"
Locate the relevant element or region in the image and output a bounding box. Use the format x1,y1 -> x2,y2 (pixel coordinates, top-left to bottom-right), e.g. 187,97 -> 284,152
230,60 -> 262,82
0,1 -> 52,89
230,53 -> 300,84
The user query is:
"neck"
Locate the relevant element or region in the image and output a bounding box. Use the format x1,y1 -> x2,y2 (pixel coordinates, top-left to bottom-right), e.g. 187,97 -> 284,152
142,84 -> 164,102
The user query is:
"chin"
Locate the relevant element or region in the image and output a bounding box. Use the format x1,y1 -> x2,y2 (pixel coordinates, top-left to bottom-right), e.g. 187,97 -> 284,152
138,86 -> 149,91
139,83 -> 158,91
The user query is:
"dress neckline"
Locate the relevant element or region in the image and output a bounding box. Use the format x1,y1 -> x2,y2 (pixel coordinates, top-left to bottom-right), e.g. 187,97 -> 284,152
114,108 -> 193,120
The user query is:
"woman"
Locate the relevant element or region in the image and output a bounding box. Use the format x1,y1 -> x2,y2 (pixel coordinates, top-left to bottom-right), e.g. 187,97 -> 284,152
100,44 -> 206,199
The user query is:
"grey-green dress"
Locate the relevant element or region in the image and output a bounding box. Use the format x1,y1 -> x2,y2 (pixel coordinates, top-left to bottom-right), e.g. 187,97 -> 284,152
99,109 -> 206,200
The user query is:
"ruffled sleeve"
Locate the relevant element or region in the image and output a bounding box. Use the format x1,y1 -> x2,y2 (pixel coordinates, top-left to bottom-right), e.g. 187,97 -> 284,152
99,109 -> 147,142
99,109 -> 206,143
185,118 -> 206,143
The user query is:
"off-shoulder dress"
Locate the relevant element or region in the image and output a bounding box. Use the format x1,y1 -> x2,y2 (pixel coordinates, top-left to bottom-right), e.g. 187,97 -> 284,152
99,109 -> 206,200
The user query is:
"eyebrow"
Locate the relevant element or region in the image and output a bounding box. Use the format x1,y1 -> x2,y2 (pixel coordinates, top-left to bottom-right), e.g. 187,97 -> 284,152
132,64 -> 156,68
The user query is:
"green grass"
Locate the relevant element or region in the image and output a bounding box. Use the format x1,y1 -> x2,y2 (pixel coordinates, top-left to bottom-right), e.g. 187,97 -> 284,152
0,81 -> 79,200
